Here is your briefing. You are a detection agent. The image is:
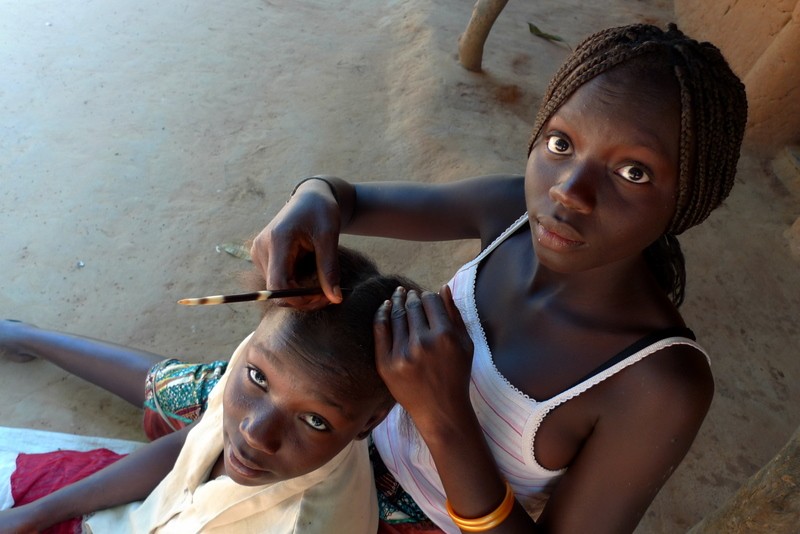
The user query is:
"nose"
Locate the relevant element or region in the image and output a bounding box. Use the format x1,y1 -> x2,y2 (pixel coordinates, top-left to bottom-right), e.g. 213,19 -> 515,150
549,161 -> 597,214
241,404 -> 285,454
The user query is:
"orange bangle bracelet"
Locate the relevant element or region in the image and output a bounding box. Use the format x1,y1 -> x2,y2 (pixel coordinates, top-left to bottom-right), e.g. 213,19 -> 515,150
445,480 -> 515,532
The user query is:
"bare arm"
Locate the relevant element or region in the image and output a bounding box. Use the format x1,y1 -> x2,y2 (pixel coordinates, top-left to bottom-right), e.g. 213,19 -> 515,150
536,344 -> 714,533
0,320 -> 163,407
343,175 -> 525,242
252,174 -> 524,308
375,288 -> 538,532
374,289 -> 713,533
0,424 -> 193,532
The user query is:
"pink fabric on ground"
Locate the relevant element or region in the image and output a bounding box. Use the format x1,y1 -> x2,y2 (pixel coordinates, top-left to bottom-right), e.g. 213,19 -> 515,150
11,448 -> 126,534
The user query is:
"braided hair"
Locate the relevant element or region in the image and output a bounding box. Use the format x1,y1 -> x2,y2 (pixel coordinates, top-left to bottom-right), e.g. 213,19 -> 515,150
527,23 -> 747,305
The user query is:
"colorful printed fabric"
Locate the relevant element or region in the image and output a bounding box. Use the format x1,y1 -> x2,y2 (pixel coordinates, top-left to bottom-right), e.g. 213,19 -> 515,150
142,359 -> 228,441
370,442 -> 442,531
377,522 -> 446,534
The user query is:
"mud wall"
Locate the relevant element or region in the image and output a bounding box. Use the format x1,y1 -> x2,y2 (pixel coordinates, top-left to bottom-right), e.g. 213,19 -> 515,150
675,0 -> 800,155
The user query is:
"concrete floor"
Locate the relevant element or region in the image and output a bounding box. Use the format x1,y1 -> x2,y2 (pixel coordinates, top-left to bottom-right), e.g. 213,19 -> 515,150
1,1 -> 798,531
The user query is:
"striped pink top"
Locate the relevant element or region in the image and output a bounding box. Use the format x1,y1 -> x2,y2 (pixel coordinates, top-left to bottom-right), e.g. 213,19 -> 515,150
371,213 -> 708,532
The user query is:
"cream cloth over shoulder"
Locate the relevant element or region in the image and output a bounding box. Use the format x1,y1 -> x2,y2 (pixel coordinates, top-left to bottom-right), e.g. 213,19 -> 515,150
86,333 -> 378,534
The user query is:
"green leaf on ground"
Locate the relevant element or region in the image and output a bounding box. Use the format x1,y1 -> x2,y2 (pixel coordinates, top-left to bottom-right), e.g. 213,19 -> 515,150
216,242 -> 252,262
527,22 -> 566,45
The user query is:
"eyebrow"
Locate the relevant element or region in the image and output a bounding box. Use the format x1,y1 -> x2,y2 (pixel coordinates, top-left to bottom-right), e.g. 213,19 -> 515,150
624,124 -> 675,158
253,341 -> 348,414
551,112 -> 675,163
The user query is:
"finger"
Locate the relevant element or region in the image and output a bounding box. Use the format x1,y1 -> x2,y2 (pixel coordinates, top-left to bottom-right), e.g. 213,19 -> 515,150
249,229 -> 270,280
373,299 -> 393,371
312,234 -> 342,304
440,284 -> 472,347
404,290 -> 430,335
418,290 -> 449,332
258,231 -> 306,290
254,232 -> 331,310
389,287 -> 410,351
437,285 -> 461,325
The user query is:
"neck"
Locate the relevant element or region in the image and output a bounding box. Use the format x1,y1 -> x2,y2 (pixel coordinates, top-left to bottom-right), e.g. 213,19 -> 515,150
527,254 -> 659,312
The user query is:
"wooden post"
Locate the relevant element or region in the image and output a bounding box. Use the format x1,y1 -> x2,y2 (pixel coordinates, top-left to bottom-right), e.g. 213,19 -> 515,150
458,0 -> 509,72
688,424 -> 800,532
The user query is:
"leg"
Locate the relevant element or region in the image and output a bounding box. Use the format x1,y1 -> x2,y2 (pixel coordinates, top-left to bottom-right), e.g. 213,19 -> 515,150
0,320 -> 164,407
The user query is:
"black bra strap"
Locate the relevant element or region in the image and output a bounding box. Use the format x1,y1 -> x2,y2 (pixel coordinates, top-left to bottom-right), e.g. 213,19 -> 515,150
556,327 -> 696,397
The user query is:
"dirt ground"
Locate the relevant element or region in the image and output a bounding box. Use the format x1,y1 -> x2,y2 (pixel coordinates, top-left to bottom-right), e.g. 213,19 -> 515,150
1,1 -> 798,531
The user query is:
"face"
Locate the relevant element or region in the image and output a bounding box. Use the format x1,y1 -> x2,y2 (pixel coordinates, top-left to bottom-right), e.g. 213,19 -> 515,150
221,317 -> 386,486
525,70 -> 681,274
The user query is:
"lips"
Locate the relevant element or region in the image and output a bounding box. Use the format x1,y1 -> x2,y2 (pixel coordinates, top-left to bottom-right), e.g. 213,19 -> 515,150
227,443 -> 270,479
535,215 -> 585,249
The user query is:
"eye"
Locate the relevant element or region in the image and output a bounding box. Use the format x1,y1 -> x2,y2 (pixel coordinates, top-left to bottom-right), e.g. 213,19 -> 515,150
546,135 -> 572,155
301,414 -> 329,431
247,366 -> 267,388
615,163 -> 652,183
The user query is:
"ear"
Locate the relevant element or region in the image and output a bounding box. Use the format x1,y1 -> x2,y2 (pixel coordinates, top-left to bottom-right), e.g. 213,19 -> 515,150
355,404 -> 393,441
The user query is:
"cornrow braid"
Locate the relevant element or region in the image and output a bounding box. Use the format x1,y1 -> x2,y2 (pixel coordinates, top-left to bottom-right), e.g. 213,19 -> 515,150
526,23 -> 747,305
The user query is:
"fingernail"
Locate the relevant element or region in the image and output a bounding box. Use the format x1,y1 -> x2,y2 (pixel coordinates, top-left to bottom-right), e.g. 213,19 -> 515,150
333,285 -> 343,301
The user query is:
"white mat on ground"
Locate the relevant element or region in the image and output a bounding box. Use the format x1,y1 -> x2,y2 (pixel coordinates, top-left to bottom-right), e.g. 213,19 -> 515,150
0,426 -> 144,510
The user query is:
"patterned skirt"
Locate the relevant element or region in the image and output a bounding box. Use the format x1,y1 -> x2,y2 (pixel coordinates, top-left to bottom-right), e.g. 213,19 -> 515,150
142,358 -> 228,441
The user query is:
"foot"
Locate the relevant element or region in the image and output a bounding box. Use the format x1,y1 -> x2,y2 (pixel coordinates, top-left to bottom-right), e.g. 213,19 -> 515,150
0,320 -> 38,362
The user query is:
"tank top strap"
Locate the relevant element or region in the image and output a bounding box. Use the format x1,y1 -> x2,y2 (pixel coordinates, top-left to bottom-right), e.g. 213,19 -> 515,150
468,213 -> 529,266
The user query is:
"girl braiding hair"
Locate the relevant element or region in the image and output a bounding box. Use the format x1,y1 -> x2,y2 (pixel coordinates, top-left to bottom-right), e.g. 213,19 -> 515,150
529,23 -> 748,305
220,22 -> 756,533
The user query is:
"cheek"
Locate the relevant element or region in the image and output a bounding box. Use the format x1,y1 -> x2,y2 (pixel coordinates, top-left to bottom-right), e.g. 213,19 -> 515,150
524,152 -> 550,198
641,192 -> 678,239
525,148 -> 543,180
222,380 -> 250,428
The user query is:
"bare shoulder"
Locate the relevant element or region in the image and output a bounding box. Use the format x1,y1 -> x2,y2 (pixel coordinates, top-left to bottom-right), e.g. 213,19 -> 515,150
608,341 -> 714,429
444,174 -> 526,242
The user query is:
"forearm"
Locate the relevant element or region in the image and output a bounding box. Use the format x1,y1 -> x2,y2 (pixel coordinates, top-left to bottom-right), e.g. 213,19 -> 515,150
418,410 -> 540,533
297,174 -> 524,242
16,425 -> 190,530
292,176 -> 459,240
375,287 -> 536,532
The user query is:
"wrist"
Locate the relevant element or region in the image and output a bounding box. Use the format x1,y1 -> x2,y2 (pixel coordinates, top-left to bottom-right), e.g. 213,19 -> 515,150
446,480 -> 515,532
290,176 -> 339,203
290,175 -> 357,230
411,401 -> 481,449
